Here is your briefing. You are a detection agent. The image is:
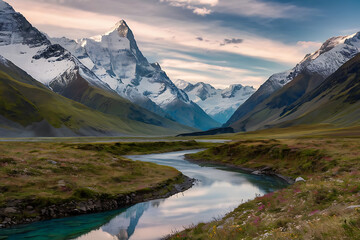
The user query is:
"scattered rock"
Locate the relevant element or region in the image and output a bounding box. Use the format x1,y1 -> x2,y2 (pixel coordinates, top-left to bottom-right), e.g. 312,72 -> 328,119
4,207 -> 18,214
1,174 -> 194,229
57,180 -> 66,187
225,217 -> 234,224
346,205 -> 360,209
26,205 -> 34,210
295,177 -> 306,182
48,160 -> 58,165
252,170 -> 262,175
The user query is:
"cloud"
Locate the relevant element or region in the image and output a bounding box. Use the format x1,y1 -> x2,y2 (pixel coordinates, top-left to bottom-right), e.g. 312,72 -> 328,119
192,7 -> 211,16
160,58 -> 264,88
161,0 -> 218,7
10,0 -> 313,65
160,0 -> 213,16
160,0 -> 315,19
220,38 -> 243,46
296,41 -> 322,54
8,0 -> 319,89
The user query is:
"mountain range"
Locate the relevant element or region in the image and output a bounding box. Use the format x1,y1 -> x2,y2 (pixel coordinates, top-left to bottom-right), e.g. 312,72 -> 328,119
0,0 -> 199,136
0,55 -> 196,137
0,0 -> 222,136
51,21 -> 220,130
175,80 -> 255,124
226,32 -> 360,132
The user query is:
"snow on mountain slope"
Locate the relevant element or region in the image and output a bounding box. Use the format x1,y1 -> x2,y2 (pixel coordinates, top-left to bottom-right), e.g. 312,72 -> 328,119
0,0 -> 111,92
52,20 -> 220,130
52,21 -> 189,106
175,80 -> 255,124
226,31 -> 360,127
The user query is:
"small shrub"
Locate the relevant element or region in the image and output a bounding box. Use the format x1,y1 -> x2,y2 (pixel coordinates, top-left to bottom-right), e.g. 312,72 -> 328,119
0,157 -> 16,164
72,188 -> 97,199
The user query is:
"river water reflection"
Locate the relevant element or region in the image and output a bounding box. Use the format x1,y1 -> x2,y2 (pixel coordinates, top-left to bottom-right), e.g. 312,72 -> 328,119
0,149 -> 287,240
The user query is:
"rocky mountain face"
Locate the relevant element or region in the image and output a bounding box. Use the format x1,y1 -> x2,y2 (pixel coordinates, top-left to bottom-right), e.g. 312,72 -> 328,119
0,55 -> 194,137
0,0 -> 197,135
227,31 -> 360,131
0,2 -> 111,91
52,21 -> 220,130
175,80 -> 255,124
272,53 -> 360,128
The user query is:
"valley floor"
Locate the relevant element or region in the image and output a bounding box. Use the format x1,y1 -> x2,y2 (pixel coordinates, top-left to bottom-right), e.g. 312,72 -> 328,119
2,125 -> 360,239
0,140 -> 215,227
167,125 -> 360,240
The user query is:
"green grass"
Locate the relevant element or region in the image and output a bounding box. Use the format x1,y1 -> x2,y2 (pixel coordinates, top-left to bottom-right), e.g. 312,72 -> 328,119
167,135 -> 360,240
187,139 -> 330,178
0,69 -> 193,135
0,140 -> 217,221
73,140 -> 216,155
0,141 -> 190,218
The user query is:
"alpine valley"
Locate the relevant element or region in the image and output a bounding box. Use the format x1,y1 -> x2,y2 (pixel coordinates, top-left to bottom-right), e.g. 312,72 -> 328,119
2,0 -> 360,240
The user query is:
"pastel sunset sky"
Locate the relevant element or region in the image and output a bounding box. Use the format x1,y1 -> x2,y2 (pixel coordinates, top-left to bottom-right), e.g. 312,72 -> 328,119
7,0 -> 360,88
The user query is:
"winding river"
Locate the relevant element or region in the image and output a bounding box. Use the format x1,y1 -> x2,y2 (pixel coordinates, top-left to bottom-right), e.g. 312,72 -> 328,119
0,149 -> 287,240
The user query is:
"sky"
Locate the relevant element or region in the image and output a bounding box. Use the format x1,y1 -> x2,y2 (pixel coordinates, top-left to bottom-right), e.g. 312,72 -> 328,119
7,0 -> 360,89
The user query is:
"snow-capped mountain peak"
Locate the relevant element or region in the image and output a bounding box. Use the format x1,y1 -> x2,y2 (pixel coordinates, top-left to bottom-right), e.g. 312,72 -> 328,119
0,1 -> 111,91
174,79 -> 192,90
52,20 -> 219,130
175,79 -> 255,124
109,19 -> 131,38
256,31 -> 360,98
292,31 -> 360,79
226,31 -> 360,127
222,84 -> 246,98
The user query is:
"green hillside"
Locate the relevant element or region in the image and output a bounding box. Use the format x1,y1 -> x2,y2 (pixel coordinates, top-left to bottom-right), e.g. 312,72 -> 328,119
231,53 -> 360,131
49,69 -> 182,129
0,59 -> 194,136
278,53 -> 360,127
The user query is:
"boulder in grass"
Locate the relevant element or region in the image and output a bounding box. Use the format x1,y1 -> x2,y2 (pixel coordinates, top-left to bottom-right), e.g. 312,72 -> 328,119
295,177 -> 306,182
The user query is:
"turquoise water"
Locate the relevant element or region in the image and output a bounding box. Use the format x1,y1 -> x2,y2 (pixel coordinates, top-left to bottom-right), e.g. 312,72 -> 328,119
0,149 -> 288,240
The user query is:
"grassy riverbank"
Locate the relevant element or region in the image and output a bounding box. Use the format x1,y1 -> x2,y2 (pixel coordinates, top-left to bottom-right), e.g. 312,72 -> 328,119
0,140 -> 214,227
168,128 -> 360,240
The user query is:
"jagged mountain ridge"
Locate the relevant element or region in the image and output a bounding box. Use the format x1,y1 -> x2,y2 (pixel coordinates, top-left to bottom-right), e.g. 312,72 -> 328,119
52,20 -> 220,130
265,52 -> 360,128
227,31 -> 360,131
0,0 -> 196,134
175,80 -> 255,123
0,55 -> 194,137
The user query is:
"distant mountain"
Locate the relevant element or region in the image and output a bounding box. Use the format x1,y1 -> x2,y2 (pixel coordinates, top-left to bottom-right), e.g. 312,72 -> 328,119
175,80 -> 255,124
52,20 -> 220,130
266,53 -> 360,128
0,55 -> 194,137
227,31 -> 360,131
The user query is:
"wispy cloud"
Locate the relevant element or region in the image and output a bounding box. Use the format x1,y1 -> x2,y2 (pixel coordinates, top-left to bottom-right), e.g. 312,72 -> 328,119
160,0 -> 315,19
192,7 -> 212,16
160,0 -> 215,16
220,38 -> 243,46
7,0 -> 321,89
160,58 -> 264,88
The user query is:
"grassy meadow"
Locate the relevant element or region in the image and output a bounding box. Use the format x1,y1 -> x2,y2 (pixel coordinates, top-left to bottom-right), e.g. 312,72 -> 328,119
0,140 -> 215,223
167,125 -> 360,240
